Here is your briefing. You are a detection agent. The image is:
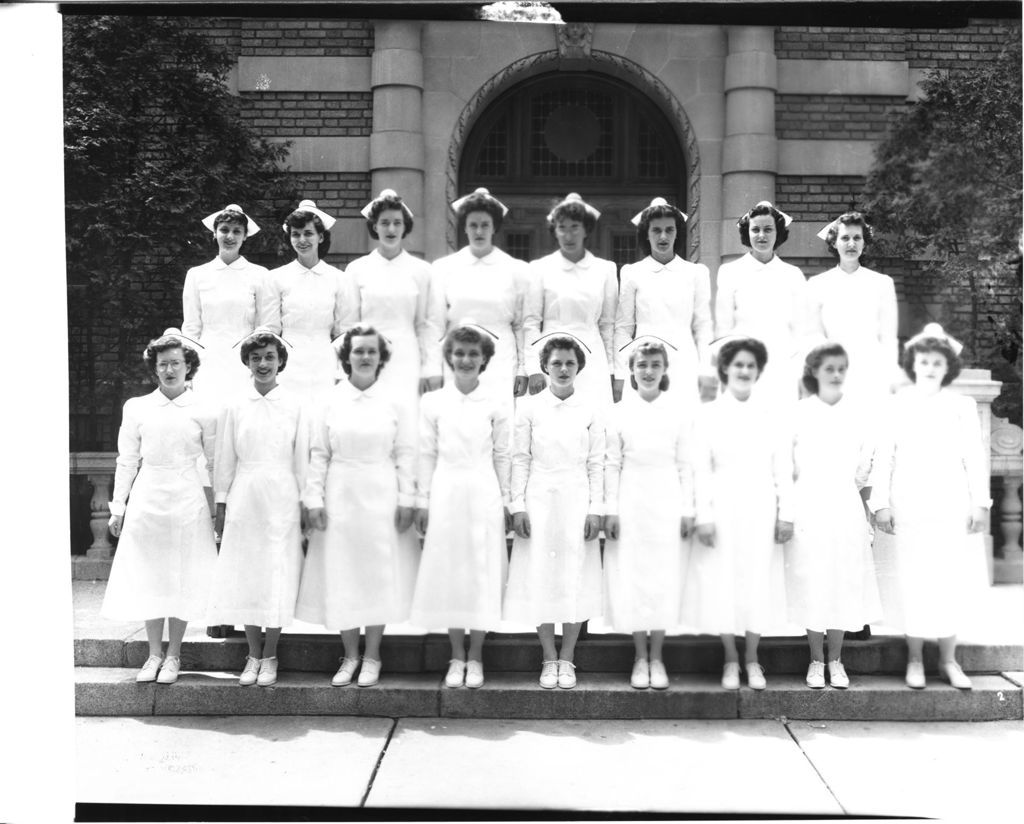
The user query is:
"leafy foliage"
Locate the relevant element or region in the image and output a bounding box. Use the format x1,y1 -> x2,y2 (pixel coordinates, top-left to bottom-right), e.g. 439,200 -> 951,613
65,16 -> 301,447
861,34 -> 1022,423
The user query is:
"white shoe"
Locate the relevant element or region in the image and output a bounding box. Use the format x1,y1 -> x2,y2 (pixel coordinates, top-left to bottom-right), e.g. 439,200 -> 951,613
630,658 -> 650,689
806,660 -> 826,689
942,661 -> 972,690
444,659 -> 466,688
238,656 -> 260,686
156,655 -> 181,685
721,662 -> 740,690
556,659 -> 577,689
332,656 -> 359,687
539,660 -> 559,689
905,660 -> 926,689
828,660 -> 849,689
256,656 -> 278,687
136,654 -> 163,683
649,659 -> 669,690
357,657 -> 381,687
465,660 -> 484,689
746,662 -> 767,691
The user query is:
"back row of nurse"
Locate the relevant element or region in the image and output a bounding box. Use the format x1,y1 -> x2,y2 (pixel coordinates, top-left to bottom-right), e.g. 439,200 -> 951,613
181,189 -> 898,420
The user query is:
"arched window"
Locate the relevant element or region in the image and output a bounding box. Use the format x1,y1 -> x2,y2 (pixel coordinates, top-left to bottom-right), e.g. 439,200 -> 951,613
460,72 -> 687,270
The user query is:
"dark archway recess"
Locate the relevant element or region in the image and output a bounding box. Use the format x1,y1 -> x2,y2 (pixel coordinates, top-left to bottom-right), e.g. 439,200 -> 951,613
459,71 -> 688,272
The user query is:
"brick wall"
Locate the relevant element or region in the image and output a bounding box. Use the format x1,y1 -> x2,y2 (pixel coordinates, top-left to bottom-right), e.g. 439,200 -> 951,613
240,18 -> 373,56
907,19 -> 1020,68
775,27 -> 907,60
776,95 -> 907,140
238,91 -> 373,137
187,17 -> 242,58
774,175 -> 865,224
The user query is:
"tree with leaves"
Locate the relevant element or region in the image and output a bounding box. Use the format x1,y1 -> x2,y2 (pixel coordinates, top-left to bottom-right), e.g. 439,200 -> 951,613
861,34 -> 1022,424
65,15 -> 300,448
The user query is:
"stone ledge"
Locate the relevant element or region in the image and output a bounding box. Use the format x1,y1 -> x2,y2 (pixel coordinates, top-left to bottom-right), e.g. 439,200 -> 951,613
74,668 -> 1022,721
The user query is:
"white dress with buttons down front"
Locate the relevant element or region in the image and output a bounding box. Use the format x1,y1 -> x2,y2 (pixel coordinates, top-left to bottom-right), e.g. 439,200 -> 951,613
524,249 -> 618,409
603,389 -> 696,632
503,388 -> 605,625
265,258 -> 358,408
181,255 -> 274,411
347,248 -> 444,426
431,246 -> 530,405
806,264 -> 899,403
714,252 -> 807,407
294,380 -> 419,631
207,384 -> 308,628
101,389 -> 218,622
409,383 -> 511,631
612,255 -> 713,398
684,390 -> 793,635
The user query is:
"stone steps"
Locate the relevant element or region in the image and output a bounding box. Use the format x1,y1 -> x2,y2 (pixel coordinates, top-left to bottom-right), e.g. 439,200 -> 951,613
75,633 -> 1024,675
75,667 -> 1024,721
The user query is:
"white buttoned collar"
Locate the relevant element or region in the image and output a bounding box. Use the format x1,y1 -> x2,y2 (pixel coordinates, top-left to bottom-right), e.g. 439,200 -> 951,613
211,255 -> 251,272
289,258 -> 334,276
540,386 -> 582,407
645,254 -> 686,274
556,250 -> 594,271
151,387 -> 196,408
245,383 -> 284,402
447,381 -> 490,402
458,246 -> 502,266
337,379 -> 380,401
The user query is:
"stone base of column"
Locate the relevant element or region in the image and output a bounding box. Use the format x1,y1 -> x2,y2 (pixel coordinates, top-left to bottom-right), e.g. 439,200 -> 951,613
72,557 -> 112,581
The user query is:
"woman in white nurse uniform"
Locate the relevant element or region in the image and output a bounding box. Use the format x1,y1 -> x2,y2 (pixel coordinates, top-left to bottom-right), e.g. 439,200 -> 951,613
524,193 -> 617,410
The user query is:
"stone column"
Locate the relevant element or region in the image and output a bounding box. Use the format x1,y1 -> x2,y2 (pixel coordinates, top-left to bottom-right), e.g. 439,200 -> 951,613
991,414 -> 1024,583
952,369 -> 1004,585
370,21 -> 426,255
721,26 -> 777,261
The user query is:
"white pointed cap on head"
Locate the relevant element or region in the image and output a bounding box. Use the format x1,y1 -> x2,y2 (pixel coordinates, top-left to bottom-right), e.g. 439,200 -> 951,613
233,326 -> 293,349
631,197 -> 687,227
547,192 -> 601,223
147,327 -> 205,356
451,187 -> 509,217
202,204 -> 260,236
360,189 -> 414,220
617,334 -> 679,354
817,217 -> 843,241
739,200 -> 793,229
440,319 -> 501,343
530,331 -> 593,354
905,322 -> 964,356
286,199 -> 336,231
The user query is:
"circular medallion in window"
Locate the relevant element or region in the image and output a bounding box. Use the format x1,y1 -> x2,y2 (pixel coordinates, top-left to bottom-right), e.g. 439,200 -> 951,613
544,105 -> 600,162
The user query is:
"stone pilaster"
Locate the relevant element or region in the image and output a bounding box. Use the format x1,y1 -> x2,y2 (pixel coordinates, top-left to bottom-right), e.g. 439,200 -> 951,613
721,27 -> 777,260
371,21 -> 426,254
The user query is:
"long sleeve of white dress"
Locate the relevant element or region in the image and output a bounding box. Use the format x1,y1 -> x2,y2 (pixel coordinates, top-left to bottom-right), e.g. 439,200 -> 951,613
416,265 -> 444,378
510,405 -> 533,514
611,268 -> 638,379
773,410 -> 796,522
491,403 -> 513,507
181,268 -> 203,339
692,407 -> 715,527
393,400 -> 417,508
677,411 -> 697,519
415,398 -> 439,510
301,404 -> 331,511
714,265 -> 737,339
110,398 -> 143,518
291,402 -> 311,503
603,414 -> 623,517
958,396 -> 991,510
213,404 -> 238,505
585,411 -> 607,516
333,269 -> 359,341
423,271 -> 447,377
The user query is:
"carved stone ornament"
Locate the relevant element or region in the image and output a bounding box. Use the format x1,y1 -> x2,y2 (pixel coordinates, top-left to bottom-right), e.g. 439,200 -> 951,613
557,23 -> 594,60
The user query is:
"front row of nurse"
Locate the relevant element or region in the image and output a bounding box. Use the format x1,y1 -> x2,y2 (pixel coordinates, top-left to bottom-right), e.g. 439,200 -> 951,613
103,320 -> 988,694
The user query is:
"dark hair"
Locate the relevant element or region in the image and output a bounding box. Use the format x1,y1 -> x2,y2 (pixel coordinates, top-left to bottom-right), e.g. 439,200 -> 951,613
443,326 -> 496,372
902,336 -> 961,386
366,194 -> 414,239
143,336 -> 200,381
213,209 -> 249,234
628,341 -> 670,392
547,199 -> 598,238
539,336 -> 587,374
738,202 -> 790,249
825,211 -> 874,261
636,202 -> 686,257
240,332 -> 288,373
716,337 -> 768,384
802,342 -> 848,394
284,209 -> 332,258
337,326 -> 392,377
456,193 -> 505,237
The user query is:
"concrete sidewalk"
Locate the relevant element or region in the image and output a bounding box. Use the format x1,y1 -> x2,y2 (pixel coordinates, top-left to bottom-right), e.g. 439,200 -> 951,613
76,714 -> 1022,818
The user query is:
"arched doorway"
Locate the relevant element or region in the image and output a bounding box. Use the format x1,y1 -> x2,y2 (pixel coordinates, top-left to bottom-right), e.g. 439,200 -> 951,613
459,71 -> 688,270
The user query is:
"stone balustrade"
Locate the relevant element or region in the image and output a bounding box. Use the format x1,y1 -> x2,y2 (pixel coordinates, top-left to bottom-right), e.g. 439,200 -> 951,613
69,370 -> 1021,584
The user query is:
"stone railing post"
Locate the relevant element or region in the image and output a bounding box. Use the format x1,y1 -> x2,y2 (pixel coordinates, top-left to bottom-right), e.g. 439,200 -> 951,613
950,369 -> 1003,584
70,452 -> 117,579
990,414 -> 1023,584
